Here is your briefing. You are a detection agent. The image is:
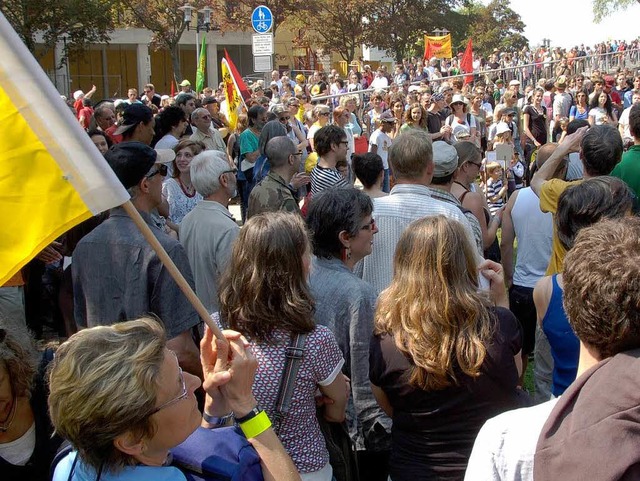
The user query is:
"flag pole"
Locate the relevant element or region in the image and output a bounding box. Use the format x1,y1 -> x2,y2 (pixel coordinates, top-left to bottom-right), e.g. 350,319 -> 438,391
121,201 -> 226,341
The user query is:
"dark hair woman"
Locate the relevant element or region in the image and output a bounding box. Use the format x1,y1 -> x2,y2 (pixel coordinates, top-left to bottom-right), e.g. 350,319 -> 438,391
219,212 -> 348,481
306,188 -> 391,481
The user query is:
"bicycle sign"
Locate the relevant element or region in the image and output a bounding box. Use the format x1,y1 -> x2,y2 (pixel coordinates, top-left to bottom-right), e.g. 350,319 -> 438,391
251,6 -> 273,34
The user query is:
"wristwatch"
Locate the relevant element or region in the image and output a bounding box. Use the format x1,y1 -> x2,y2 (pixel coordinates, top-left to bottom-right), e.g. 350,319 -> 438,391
203,411 -> 234,427
233,406 -> 262,423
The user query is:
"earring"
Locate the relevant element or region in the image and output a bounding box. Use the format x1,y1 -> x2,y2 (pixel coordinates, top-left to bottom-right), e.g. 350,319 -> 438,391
341,246 -> 351,262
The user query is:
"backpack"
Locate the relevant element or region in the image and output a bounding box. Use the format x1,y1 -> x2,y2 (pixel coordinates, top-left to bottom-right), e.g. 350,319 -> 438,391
51,427 -> 264,481
171,426 -> 264,481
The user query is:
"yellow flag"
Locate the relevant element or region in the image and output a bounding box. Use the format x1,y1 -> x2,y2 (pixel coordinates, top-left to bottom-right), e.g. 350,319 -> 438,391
221,58 -> 241,132
0,12 -> 129,284
424,34 -> 453,59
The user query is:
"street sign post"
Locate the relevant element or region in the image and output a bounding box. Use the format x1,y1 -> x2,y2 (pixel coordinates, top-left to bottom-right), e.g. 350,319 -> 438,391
252,34 -> 274,56
254,55 -> 273,73
251,6 -> 273,34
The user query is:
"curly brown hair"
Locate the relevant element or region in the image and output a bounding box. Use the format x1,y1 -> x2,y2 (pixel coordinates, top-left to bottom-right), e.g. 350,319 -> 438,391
563,217 -> 640,359
0,321 -> 38,398
219,212 -> 315,342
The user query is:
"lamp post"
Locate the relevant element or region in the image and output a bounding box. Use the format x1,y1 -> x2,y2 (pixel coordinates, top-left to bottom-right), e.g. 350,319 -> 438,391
178,3 -> 215,67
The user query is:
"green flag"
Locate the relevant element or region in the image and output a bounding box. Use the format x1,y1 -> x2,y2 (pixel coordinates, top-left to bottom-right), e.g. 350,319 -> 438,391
196,36 -> 206,94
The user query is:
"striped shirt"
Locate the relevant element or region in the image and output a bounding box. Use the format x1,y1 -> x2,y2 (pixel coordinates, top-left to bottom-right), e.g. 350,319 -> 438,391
356,184 -> 481,294
310,164 -> 348,196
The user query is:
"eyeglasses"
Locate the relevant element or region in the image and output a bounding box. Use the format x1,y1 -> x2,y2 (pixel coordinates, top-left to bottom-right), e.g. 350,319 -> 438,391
148,364 -> 188,416
361,218 -> 377,231
146,164 -> 168,178
467,161 -> 482,168
290,151 -> 303,157
320,112 -> 330,116
199,115 -> 212,120
279,116 -> 291,122
221,168 -> 238,176
339,140 -> 349,146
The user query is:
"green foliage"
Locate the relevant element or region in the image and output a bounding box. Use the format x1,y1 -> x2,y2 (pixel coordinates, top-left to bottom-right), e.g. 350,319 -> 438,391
289,0 -> 369,62
1,0 -> 118,57
465,0 -> 528,57
592,0 -> 640,22
363,0 -> 458,62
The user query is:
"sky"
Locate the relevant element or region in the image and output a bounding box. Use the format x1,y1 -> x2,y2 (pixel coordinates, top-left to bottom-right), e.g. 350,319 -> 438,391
480,0 -> 640,48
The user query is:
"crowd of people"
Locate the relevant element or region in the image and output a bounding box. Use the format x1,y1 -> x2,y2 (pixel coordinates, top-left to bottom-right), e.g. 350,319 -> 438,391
2,35 -> 640,481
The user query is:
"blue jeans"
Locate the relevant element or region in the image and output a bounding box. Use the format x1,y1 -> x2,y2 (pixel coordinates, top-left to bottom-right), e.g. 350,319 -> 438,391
382,169 -> 390,193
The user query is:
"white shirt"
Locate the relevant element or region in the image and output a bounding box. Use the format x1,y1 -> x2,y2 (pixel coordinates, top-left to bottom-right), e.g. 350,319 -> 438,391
357,184 -> 479,294
464,399 -> 559,481
368,129 -> 392,169
0,422 -> 36,465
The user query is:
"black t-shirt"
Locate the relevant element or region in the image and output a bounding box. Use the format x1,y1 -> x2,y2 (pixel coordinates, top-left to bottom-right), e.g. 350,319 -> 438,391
523,105 -> 547,146
426,111 -> 442,134
370,307 -> 529,481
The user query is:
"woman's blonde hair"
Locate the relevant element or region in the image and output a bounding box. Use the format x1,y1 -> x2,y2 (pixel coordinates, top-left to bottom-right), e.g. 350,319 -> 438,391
48,318 -> 166,473
374,216 -> 494,390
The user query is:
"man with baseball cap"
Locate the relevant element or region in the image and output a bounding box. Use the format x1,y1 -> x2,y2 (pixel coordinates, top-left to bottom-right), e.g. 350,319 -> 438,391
427,93 -> 452,141
72,142 -> 201,375
427,141 -> 483,255
112,103 -> 155,145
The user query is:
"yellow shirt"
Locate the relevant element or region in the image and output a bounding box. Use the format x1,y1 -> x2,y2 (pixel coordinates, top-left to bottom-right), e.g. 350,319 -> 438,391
539,178 -> 583,275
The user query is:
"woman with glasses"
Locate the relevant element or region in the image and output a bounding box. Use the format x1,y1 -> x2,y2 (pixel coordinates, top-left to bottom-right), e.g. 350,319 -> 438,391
161,140 -> 205,225
370,215 -> 527,481
333,106 -> 355,181
306,188 -> 392,481
445,94 -> 477,144
49,317 -> 301,481
451,142 -> 503,262
0,322 -> 61,481
219,212 -> 348,481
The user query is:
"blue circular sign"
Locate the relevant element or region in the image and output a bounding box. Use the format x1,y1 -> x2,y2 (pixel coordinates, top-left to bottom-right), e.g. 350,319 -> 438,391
251,6 -> 273,34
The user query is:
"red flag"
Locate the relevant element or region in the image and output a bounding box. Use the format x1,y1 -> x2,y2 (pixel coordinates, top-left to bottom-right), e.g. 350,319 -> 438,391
170,79 -> 176,98
460,38 -> 474,85
224,49 -> 251,101
423,38 -> 433,63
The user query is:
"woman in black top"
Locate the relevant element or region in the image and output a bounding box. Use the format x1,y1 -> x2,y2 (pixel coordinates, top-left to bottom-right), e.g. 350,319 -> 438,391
370,216 -> 529,481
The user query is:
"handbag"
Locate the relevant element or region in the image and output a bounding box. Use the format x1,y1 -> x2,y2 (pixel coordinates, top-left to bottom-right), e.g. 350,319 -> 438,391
274,334 -> 359,481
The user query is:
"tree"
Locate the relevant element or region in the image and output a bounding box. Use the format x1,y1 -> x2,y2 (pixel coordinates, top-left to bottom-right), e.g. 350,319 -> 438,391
122,0 -> 195,84
364,0 -> 456,63
593,0 -> 640,22
1,0 -> 117,58
290,0 -> 369,63
465,0 -> 528,57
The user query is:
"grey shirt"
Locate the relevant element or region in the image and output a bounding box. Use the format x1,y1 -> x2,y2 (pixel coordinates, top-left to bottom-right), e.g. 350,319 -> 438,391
180,200 -> 240,314
309,256 -> 392,452
72,207 -> 200,339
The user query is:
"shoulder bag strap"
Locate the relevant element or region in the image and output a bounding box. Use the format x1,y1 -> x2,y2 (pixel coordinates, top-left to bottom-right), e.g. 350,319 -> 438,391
272,333 -> 307,433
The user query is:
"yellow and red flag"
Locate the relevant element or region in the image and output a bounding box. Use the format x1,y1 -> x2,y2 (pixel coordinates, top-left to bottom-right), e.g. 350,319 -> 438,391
0,12 -> 129,284
424,34 -> 453,60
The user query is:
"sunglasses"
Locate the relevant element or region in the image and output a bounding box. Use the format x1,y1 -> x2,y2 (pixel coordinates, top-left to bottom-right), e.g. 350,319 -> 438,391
279,116 -> 291,122
146,164 -> 168,178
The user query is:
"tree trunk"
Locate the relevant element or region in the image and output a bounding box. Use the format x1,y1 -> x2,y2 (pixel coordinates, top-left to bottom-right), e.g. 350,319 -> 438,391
170,43 -> 182,87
